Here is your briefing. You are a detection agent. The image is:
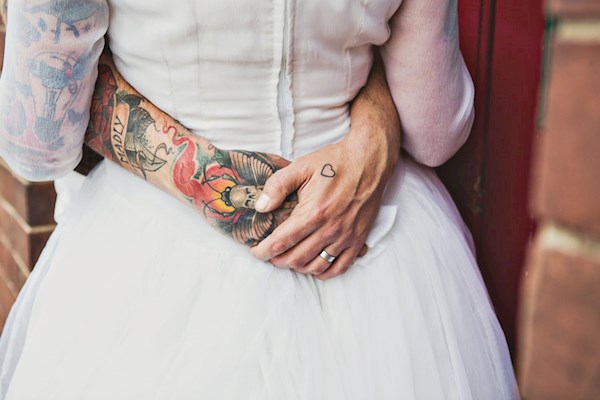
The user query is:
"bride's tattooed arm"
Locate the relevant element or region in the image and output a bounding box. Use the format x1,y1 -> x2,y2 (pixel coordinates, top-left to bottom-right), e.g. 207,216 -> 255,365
0,0 -> 108,180
85,52 -> 296,246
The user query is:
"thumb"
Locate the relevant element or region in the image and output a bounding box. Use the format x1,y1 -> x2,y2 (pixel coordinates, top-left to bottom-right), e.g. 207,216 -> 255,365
254,165 -> 305,213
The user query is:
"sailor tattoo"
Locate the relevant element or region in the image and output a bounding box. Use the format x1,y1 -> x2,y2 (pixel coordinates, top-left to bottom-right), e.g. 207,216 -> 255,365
87,64 -> 172,178
85,54 -> 296,246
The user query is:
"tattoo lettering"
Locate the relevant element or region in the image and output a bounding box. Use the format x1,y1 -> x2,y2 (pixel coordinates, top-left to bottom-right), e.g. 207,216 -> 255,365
84,60 -> 297,246
111,114 -> 128,163
86,65 -> 172,177
320,163 -> 336,178
87,63 -> 117,159
114,95 -> 172,178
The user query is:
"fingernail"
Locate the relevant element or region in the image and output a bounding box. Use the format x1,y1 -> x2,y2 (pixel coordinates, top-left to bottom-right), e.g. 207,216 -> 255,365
254,193 -> 271,211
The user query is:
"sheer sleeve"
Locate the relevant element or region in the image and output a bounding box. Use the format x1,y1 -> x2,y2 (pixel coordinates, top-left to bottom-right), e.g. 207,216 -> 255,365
0,0 -> 108,181
381,0 -> 474,167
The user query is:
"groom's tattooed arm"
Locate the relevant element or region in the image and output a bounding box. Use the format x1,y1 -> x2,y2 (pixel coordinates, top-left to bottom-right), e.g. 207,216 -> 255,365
0,0 -> 108,181
85,52 -> 297,246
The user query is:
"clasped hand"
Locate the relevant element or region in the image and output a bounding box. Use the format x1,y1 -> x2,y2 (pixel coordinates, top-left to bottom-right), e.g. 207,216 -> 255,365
250,135 -> 397,280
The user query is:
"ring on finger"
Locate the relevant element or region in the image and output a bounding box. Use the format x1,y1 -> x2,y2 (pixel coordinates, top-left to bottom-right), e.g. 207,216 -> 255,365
319,249 -> 336,263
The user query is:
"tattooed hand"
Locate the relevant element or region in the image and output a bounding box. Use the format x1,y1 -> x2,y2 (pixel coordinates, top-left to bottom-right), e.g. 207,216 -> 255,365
172,145 -> 298,246
250,53 -> 401,279
85,50 -> 394,263
85,50 -> 297,247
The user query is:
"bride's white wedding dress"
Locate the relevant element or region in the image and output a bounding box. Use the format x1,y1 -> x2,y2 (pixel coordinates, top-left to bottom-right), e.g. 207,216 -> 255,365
0,0 -> 519,398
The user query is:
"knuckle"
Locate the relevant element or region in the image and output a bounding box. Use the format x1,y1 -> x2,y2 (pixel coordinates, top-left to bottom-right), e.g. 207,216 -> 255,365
308,207 -> 327,225
323,223 -> 343,241
314,265 -> 330,275
287,256 -> 306,270
270,237 -> 289,255
339,265 -> 350,275
349,241 -> 362,252
266,172 -> 286,194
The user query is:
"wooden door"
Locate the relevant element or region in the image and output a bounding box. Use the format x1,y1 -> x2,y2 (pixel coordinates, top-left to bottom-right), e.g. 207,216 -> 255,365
438,0 -> 545,355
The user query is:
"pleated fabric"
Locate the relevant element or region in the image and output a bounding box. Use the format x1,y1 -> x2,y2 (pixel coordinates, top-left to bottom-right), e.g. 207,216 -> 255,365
1,158 -> 518,399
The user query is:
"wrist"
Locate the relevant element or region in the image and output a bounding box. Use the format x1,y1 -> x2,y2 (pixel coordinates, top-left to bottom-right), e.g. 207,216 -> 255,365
341,124 -> 400,184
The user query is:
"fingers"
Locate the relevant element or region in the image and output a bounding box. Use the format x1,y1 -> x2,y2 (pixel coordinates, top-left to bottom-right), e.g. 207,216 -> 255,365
358,244 -> 368,257
255,165 -> 307,213
297,245 -> 343,275
250,213 -> 318,261
271,236 -> 344,274
315,246 -> 361,281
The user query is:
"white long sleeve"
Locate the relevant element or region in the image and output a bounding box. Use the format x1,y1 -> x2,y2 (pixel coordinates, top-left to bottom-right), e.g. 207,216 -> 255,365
381,0 -> 475,167
0,0 -> 108,181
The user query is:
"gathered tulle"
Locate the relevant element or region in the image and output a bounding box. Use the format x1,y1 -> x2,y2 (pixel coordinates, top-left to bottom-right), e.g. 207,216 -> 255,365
0,157 -> 518,399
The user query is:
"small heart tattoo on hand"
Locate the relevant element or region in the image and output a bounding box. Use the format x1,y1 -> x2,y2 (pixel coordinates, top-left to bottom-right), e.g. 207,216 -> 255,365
320,164 -> 336,178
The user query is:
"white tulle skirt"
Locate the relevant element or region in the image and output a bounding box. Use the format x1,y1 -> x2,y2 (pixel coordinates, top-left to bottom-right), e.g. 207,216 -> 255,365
0,156 -> 518,399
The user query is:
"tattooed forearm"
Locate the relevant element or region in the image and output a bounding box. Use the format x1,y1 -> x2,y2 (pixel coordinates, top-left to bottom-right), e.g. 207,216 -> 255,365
0,0 -> 108,180
85,53 -> 296,246
87,65 -> 172,178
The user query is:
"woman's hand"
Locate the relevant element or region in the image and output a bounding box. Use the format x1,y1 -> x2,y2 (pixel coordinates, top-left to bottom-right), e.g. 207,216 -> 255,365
197,148 -> 298,246
83,49 -> 300,247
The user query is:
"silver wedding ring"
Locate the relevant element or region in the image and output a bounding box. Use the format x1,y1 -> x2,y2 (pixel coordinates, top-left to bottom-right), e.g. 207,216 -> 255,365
319,249 -> 336,263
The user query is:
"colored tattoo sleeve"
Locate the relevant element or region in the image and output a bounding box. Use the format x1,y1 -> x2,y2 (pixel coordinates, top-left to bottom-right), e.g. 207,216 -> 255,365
85,52 -> 296,246
0,0 -> 109,181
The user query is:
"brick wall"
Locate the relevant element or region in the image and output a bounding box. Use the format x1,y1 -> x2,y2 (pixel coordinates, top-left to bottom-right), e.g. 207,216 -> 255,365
0,27 -> 57,331
518,2 -> 600,399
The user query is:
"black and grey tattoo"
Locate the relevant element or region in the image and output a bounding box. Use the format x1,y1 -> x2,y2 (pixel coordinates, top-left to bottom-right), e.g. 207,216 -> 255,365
320,163 -> 336,178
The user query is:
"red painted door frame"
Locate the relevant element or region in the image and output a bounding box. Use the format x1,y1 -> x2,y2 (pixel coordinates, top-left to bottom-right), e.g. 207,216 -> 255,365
438,0 -> 545,356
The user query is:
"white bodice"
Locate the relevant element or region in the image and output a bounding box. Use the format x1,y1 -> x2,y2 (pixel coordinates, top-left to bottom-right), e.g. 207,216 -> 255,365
107,0 -> 401,159
1,0 -> 474,181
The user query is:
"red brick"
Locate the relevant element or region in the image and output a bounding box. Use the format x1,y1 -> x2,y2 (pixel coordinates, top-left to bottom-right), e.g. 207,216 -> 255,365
550,0 -> 600,17
0,232 -> 18,288
0,267 -> 16,313
0,231 -> 27,289
0,268 -> 16,335
519,240 -> 600,399
0,161 -> 56,226
0,200 -> 53,269
0,161 -> 20,214
532,40 -> 600,237
25,182 -> 57,226
28,231 -> 52,268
